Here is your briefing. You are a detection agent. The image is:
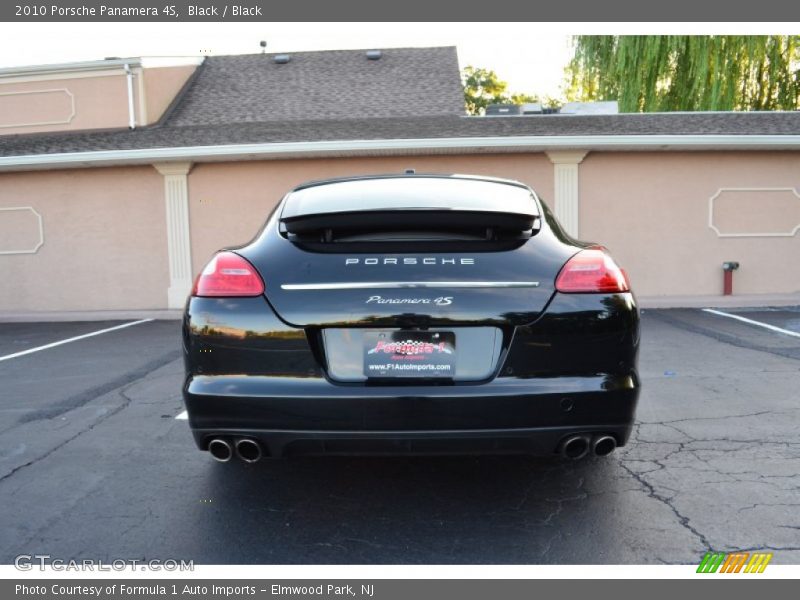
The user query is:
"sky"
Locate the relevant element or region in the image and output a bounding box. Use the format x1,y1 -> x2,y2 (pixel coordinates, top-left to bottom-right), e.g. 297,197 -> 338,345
0,23 -> 795,100
0,23 -> 572,99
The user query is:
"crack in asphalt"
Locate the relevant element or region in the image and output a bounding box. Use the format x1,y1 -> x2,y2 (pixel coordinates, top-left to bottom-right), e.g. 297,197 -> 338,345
0,357 -> 179,486
0,396 -> 128,486
3,383 -> 164,552
640,410 -> 780,425
738,503 -> 800,512
617,454 -> 712,552
14,350 -> 180,425
614,423 -> 711,549
641,414 -> 800,448
616,405 -> 800,558
735,545 -> 800,552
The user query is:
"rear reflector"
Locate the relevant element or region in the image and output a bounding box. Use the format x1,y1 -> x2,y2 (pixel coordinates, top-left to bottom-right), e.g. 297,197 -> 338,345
555,249 -> 630,293
192,252 -> 264,297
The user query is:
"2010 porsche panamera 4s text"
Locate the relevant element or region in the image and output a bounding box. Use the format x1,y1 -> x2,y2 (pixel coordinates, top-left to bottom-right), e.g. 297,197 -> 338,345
181,174 -> 640,462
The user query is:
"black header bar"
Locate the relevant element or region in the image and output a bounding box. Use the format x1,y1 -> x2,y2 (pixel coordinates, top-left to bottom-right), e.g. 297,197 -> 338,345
2,0 -> 800,22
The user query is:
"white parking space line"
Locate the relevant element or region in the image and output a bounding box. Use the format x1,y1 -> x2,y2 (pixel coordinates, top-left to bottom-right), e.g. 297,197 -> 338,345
0,319 -> 154,363
702,308 -> 800,338
175,410 -> 188,420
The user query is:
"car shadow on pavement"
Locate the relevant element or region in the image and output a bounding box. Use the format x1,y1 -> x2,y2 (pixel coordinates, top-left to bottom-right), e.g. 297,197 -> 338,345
196,454 -> 626,564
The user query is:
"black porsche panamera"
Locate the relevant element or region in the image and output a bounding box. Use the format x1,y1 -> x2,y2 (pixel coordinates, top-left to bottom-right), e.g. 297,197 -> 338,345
182,174 -> 640,462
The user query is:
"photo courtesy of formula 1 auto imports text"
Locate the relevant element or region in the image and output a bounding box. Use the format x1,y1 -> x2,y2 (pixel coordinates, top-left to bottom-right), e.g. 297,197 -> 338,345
0,0 -> 799,597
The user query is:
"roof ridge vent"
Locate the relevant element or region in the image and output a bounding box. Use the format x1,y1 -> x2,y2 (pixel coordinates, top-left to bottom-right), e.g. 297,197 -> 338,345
273,54 -> 291,65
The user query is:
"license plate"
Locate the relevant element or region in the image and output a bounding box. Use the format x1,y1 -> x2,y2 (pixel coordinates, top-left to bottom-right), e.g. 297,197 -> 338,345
363,331 -> 456,378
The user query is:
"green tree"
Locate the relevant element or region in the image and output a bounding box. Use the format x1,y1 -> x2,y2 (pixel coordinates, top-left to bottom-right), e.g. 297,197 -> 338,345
462,66 -> 539,115
566,35 -> 800,112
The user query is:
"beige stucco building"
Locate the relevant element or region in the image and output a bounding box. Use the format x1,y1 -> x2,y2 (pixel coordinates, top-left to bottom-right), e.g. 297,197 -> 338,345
1,47 -> 799,314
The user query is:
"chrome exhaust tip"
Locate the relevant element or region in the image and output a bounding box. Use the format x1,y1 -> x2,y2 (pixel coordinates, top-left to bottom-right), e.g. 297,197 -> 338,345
208,438 -> 233,463
592,435 -> 617,457
235,438 -> 263,463
559,435 -> 590,460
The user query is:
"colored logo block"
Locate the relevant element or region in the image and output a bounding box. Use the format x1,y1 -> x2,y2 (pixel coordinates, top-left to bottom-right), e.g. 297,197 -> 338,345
697,551 -> 772,573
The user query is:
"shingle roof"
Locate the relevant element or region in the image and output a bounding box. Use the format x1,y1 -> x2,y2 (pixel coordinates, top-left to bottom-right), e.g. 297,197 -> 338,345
0,44 -> 799,160
167,47 -> 465,125
2,112 -> 800,158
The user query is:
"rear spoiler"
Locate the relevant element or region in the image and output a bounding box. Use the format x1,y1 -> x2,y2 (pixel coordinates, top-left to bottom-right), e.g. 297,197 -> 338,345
280,208 -> 539,236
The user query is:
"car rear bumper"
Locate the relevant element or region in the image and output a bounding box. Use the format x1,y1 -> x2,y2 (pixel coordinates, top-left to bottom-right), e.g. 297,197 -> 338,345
191,426 -> 634,457
184,373 -> 639,457
182,291 -> 640,457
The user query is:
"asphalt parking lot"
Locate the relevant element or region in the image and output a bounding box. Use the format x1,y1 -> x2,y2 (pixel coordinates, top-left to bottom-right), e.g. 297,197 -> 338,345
1,307 -> 799,565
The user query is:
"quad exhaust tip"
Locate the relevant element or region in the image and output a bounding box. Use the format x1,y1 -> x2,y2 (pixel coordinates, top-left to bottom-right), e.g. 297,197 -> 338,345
235,438 -> 263,463
559,434 -> 617,459
592,435 -> 617,457
560,435 -> 590,460
208,438 -> 233,463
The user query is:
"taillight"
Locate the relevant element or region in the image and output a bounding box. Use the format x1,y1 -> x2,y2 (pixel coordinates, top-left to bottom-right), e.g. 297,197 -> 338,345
192,252 -> 264,297
555,249 -> 630,293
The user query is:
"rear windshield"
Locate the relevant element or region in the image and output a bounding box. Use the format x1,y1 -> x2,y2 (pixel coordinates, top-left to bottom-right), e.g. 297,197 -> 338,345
281,177 -> 539,220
